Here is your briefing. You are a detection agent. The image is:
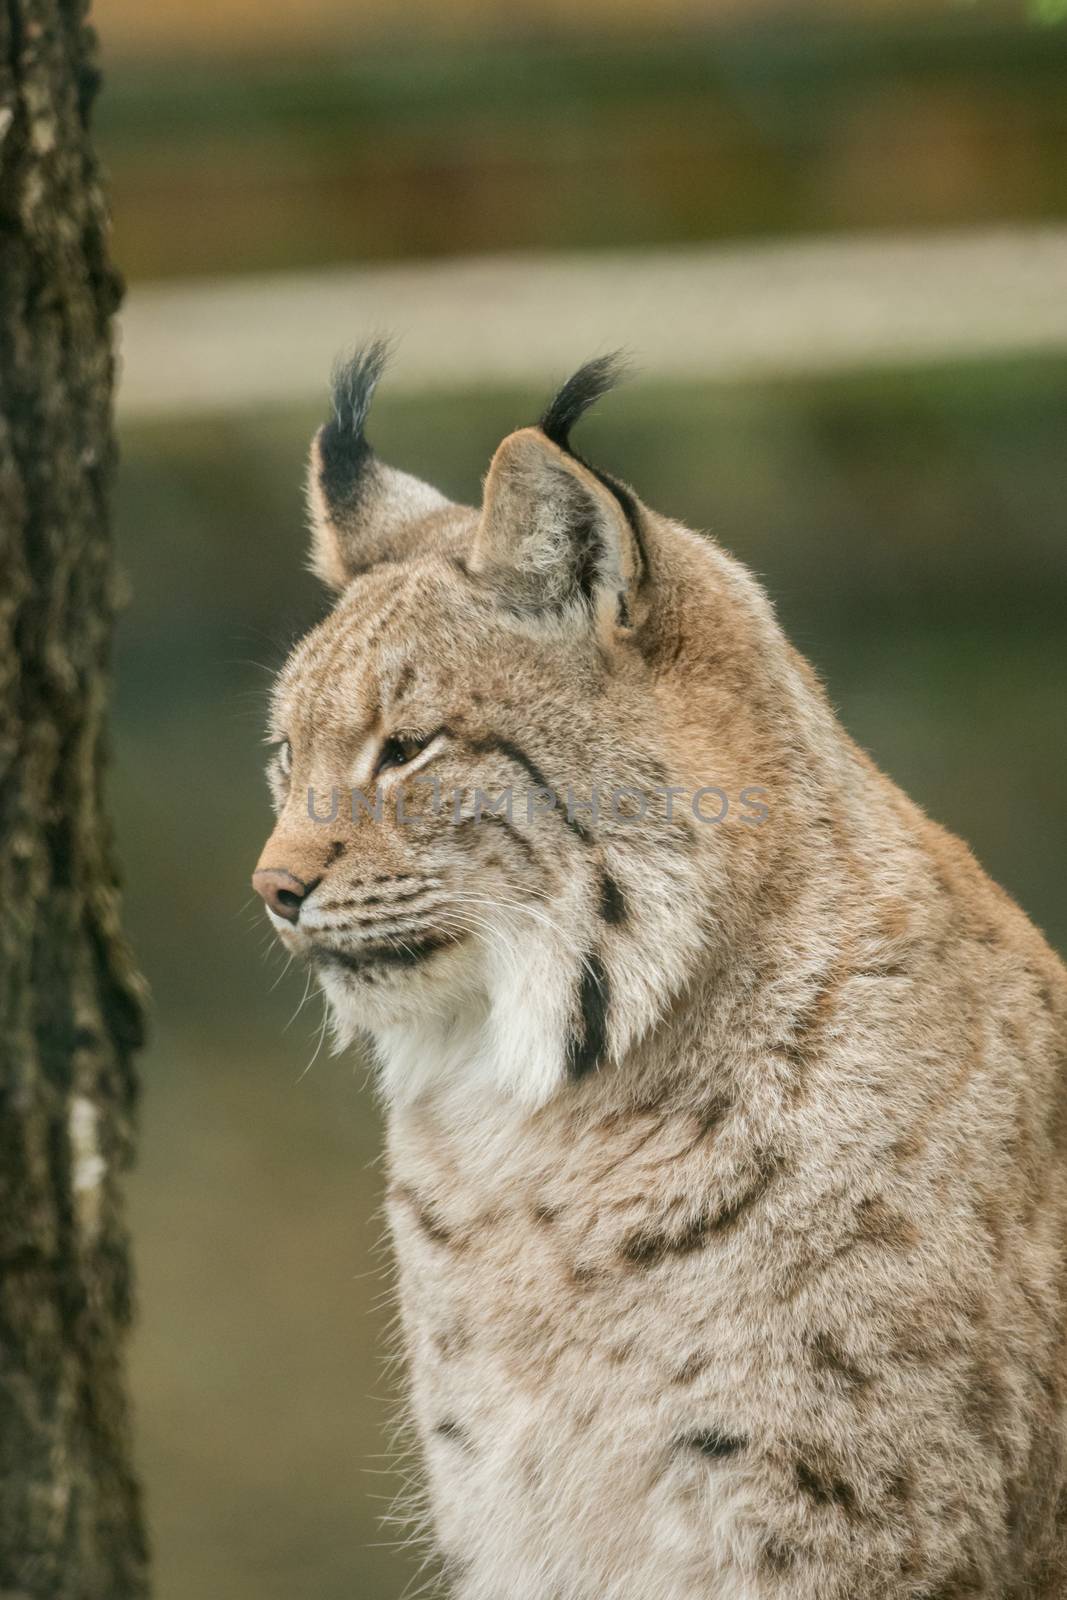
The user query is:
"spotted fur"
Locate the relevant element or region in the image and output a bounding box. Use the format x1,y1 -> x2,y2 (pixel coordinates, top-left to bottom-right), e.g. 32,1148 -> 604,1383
255,348 -> 1067,1600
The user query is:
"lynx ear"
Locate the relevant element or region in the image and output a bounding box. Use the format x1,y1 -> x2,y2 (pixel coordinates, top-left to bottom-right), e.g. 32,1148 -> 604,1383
470,356 -> 646,627
306,341 -> 453,590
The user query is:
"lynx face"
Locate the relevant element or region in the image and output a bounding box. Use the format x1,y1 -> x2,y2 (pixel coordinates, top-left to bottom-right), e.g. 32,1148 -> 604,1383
254,348 -> 775,1105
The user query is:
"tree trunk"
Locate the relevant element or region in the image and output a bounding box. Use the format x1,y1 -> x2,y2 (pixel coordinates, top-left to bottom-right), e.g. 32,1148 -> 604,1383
0,1 -> 148,1594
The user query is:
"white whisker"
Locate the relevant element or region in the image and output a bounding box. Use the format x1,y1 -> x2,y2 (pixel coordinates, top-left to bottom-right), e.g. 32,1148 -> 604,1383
296,994 -> 331,1082
283,967 -> 313,1032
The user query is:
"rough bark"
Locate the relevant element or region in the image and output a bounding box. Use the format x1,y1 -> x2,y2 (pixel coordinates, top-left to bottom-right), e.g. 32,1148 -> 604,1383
0,1 -> 148,1595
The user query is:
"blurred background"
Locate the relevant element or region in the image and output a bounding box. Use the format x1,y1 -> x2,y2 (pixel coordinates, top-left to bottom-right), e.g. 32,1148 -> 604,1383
96,0 -> 1067,1595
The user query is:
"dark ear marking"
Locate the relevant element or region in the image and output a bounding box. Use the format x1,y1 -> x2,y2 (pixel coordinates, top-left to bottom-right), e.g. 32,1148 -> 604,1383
308,337 -> 454,590
540,352 -> 630,453
538,353 -> 648,592
331,338 -> 390,437
318,339 -> 390,512
590,468 -> 648,586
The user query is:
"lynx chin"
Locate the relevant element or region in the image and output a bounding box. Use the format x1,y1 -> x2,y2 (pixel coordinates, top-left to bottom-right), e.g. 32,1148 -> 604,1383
253,344 -> 1067,1599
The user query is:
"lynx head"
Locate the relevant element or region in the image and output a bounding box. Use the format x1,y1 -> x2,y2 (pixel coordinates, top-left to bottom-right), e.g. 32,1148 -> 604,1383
254,343 -> 789,1107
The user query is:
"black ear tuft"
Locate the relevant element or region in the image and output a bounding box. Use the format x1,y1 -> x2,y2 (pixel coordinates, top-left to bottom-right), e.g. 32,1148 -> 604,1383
540,352 -> 630,453
320,339 -> 391,513
330,338 -> 391,438
309,338 -> 454,590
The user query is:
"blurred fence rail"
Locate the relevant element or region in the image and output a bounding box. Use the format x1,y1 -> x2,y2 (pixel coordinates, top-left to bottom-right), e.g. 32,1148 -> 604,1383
117,226 -> 1067,417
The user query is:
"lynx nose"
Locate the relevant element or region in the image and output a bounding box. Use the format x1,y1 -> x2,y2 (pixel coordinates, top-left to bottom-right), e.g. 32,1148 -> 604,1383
252,868 -> 319,924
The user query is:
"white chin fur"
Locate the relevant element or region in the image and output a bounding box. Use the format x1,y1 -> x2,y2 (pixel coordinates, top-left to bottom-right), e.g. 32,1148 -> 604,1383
317,918 -> 579,1112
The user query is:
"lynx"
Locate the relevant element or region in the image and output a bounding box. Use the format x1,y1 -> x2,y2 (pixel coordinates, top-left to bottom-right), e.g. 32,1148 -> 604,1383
253,345 -> 1067,1599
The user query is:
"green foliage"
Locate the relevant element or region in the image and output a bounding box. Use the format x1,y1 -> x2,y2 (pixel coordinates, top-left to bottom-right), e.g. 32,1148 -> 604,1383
98,16 -> 1067,280
957,0 -> 1067,22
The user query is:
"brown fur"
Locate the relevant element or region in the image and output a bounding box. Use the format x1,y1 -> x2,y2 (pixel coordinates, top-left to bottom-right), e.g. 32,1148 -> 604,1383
254,354 -> 1067,1599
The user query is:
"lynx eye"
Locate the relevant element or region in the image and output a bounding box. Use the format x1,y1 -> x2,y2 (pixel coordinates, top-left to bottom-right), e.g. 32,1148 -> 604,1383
376,732 -> 432,775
